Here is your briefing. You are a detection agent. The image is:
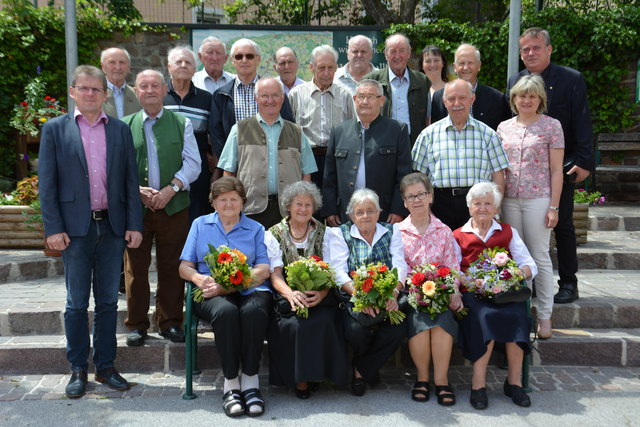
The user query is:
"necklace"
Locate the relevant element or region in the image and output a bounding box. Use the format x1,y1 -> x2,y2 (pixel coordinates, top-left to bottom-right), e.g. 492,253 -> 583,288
289,220 -> 310,241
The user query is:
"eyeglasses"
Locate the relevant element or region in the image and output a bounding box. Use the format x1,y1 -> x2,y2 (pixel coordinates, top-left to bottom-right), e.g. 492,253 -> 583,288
355,94 -> 381,102
234,53 -> 256,61
353,209 -> 379,217
404,191 -> 430,202
73,86 -> 104,95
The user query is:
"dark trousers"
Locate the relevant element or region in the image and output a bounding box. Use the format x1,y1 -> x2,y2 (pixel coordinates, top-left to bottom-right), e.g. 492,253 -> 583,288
554,182 -> 578,284
63,218 -> 125,371
432,190 -> 471,231
189,155 -> 213,224
194,291 -> 273,379
247,196 -> 282,229
311,152 -> 326,191
341,309 -> 407,382
125,208 -> 189,331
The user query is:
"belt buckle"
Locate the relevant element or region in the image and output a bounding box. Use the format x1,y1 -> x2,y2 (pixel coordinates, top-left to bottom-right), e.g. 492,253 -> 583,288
92,210 -> 104,221
451,188 -> 464,197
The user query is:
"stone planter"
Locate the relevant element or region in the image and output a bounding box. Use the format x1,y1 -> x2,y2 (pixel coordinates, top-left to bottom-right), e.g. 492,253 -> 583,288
573,202 -> 589,245
0,205 -> 43,248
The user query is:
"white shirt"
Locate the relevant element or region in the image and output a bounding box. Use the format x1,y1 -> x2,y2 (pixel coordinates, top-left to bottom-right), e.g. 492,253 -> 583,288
264,229 -> 331,272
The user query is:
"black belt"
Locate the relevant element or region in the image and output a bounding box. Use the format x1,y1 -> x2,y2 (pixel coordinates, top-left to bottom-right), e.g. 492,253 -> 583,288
312,146 -> 327,156
91,209 -> 109,221
434,187 -> 471,197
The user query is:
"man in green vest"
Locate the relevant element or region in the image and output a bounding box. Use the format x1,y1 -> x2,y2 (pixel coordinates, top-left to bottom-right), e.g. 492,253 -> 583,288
218,77 -> 317,228
121,70 -> 201,346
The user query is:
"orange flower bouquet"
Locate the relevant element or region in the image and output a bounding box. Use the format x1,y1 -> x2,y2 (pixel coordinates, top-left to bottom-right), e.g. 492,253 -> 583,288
350,262 -> 405,325
284,255 -> 337,318
192,244 -> 252,302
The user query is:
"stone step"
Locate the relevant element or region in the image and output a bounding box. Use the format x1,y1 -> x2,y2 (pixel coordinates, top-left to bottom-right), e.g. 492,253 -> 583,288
589,204 -> 640,231
551,231 -> 640,270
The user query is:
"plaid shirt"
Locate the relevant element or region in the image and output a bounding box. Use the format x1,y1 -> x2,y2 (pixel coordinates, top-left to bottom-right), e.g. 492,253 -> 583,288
233,76 -> 258,123
411,116 -> 509,188
340,222 -> 393,272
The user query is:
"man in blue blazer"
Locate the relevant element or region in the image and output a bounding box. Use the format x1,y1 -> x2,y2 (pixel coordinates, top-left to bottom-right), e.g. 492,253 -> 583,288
38,65 -> 143,398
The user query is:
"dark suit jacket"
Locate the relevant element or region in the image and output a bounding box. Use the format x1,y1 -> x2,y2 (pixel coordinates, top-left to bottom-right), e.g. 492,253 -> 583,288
103,84 -> 142,119
431,83 -> 510,131
322,115 -> 412,222
38,113 -> 143,238
507,63 -> 594,171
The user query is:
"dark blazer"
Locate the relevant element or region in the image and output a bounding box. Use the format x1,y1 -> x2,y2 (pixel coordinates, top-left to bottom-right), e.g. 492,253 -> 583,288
322,115 -> 412,222
103,84 -> 141,119
507,63 -> 595,171
209,79 -> 295,157
38,113 -> 143,238
431,83 -> 510,131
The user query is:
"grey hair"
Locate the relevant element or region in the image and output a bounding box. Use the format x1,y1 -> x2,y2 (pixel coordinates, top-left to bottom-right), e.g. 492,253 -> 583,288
520,27 -> 551,46
280,181 -> 323,213
273,46 -> 299,62
230,38 -> 261,58
199,36 -> 227,54
167,46 -> 197,67
348,35 -> 373,52
346,188 -> 381,215
384,33 -> 411,51
135,69 -> 166,85
466,182 -> 503,208
72,65 -> 107,90
310,45 -> 339,65
509,74 -> 547,115
356,79 -> 384,96
254,76 -> 284,98
455,43 -> 481,63
444,78 -> 474,97
100,47 -> 131,64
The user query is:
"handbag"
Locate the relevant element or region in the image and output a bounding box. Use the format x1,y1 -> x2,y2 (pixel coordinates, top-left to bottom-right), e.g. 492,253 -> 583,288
335,289 -> 386,328
477,286 -> 531,306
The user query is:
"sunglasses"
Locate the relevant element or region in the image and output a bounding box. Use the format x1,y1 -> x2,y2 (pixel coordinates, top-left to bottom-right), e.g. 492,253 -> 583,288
234,53 -> 256,60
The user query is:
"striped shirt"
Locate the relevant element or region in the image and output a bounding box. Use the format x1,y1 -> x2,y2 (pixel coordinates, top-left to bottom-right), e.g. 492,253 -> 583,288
288,80 -> 355,148
411,116 -> 510,188
233,76 -> 258,123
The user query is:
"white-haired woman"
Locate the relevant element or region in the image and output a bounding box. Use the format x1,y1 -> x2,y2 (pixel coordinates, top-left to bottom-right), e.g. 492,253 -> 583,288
325,188 -> 408,397
265,181 -> 347,399
498,74 -> 564,339
453,182 -> 538,410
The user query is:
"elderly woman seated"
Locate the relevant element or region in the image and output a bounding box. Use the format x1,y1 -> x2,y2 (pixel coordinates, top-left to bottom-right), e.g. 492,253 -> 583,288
452,182 -> 538,410
179,177 -> 271,418
265,181 -> 347,399
325,188 -> 408,397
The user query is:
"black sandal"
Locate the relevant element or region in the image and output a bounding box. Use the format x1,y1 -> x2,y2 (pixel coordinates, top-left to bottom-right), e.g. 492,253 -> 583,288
222,389 -> 245,417
411,381 -> 430,402
242,388 -> 265,417
435,384 -> 456,406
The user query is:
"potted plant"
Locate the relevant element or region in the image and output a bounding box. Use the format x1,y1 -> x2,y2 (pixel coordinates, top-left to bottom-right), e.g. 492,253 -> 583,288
573,189 -> 606,245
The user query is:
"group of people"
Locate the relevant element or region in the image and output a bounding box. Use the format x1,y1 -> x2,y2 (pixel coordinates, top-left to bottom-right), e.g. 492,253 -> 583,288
37,24 -> 594,417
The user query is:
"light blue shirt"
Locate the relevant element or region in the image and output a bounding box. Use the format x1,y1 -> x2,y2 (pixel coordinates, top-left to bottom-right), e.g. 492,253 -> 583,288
218,114 -> 318,194
192,69 -> 236,94
388,67 -> 411,134
107,81 -> 126,119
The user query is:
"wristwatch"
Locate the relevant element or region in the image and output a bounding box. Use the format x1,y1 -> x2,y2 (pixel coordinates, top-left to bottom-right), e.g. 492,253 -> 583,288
169,183 -> 180,193
548,206 -> 559,211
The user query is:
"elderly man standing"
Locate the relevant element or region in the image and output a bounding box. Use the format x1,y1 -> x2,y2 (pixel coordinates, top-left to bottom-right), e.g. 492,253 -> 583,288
39,65 -> 143,398
164,46 -> 213,222
209,38 -> 294,159
508,27 -> 595,304
288,45 -> 355,190
218,77 -> 317,228
323,79 -> 411,226
192,36 -> 236,94
412,79 -> 509,231
431,44 -> 509,130
366,33 -> 430,145
100,47 -> 141,119
122,70 -> 201,347
334,35 -> 378,95
274,46 -> 304,95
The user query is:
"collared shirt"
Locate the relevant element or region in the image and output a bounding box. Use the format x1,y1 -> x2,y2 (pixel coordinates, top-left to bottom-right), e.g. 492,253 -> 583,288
325,223 -> 408,286
107,80 -> 126,119
288,80 -> 356,148
276,76 -> 305,95
75,108 -> 109,211
397,214 -> 458,269
233,76 -> 259,123
334,63 -> 378,95
192,69 -> 236,94
164,80 -> 212,154
453,219 -> 538,278
180,211 -> 271,295
411,116 -> 510,188
217,113 -> 317,194
354,121 -> 367,190
141,108 -> 201,191
388,67 -> 411,134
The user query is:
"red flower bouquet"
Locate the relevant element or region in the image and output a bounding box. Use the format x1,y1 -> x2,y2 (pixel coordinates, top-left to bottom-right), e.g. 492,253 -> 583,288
192,244 -> 252,302
407,263 -> 463,319
350,262 -> 405,325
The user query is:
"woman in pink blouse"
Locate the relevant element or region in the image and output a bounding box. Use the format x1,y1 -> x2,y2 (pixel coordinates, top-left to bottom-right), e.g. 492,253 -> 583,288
397,173 -> 464,406
497,74 -> 564,339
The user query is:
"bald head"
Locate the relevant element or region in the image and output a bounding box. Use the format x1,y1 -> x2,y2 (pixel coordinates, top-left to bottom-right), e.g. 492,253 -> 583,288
100,47 -> 131,88
134,70 -> 168,116
273,47 -> 299,87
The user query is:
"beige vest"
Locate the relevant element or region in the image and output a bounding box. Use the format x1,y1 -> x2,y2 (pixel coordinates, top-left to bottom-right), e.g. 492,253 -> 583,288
237,116 -> 302,216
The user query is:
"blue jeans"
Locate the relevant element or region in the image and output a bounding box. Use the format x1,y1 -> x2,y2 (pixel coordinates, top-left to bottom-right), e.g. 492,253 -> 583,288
63,219 -> 126,371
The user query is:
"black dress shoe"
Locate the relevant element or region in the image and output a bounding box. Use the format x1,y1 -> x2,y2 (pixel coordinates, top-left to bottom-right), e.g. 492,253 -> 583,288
554,283 -> 579,304
504,380 -> 531,407
368,372 -> 381,387
65,369 -> 87,398
351,377 -> 366,396
159,326 -> 185,343
470,387 -> 488,410
95,367 -> 130,391
126,329 -> 147,346
295,386 -> 311,399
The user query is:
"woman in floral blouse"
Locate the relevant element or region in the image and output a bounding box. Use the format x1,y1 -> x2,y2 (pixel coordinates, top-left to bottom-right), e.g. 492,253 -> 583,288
497,74 -> 564,339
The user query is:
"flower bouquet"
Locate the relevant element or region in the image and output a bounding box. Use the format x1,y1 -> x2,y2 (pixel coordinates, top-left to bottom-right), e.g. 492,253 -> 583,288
284,255 -> 337,318
407,263 -> 465,319
192,244 -> 252,302
465,248 -> 530,305
350,262 -> 405,325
